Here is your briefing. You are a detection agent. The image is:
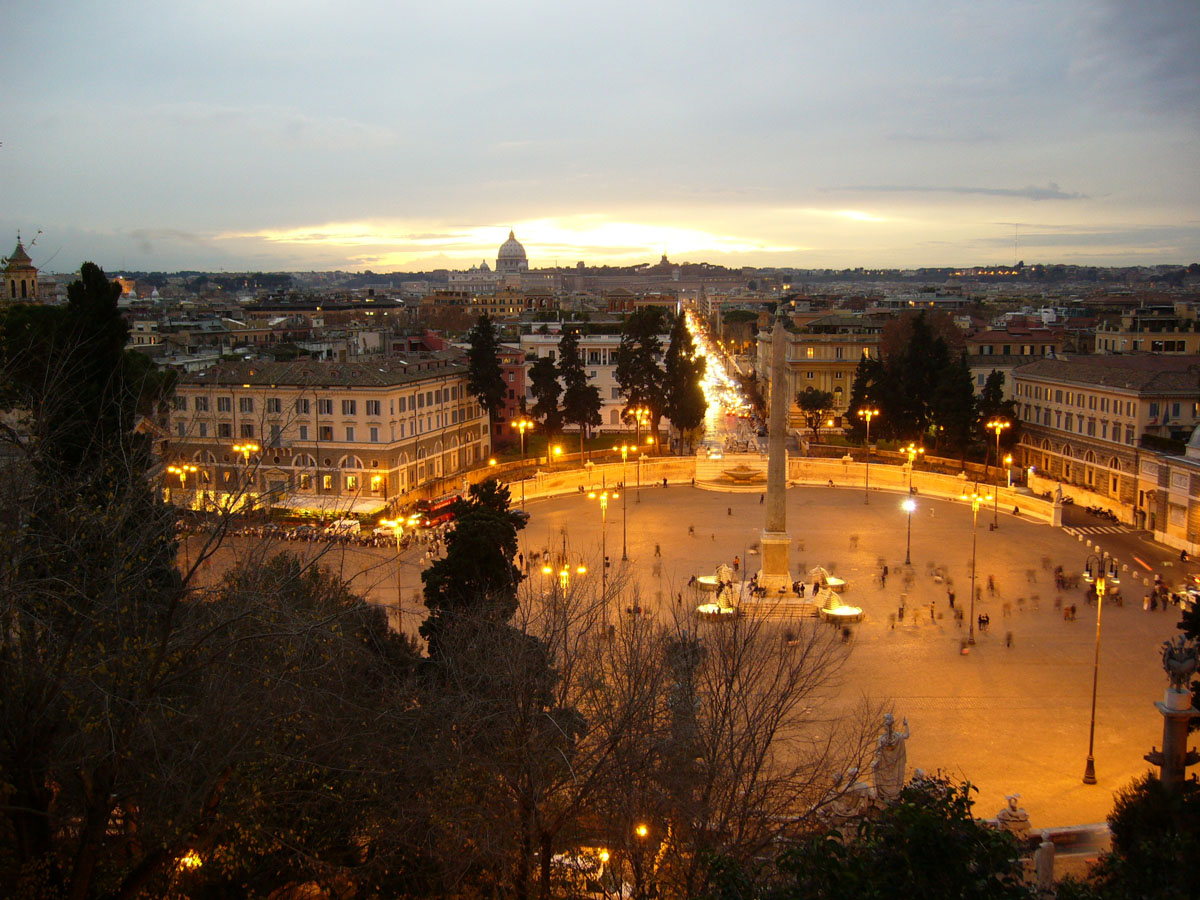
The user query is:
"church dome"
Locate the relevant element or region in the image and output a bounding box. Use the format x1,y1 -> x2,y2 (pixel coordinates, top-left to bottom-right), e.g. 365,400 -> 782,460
496,229 -> 529,274
498,230 -> 526,260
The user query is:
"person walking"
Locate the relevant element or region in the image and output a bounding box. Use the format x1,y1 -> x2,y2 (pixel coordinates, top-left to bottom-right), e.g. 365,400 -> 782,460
948,589 -> 956,609
733,555 -> 740,573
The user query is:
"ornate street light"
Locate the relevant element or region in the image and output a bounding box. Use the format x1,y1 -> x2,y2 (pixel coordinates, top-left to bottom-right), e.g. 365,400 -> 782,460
857,407 -> 880,504
588,490 -> 617,600
166,463 -> 198,496
961,486 -> 993,645
614,444 -> 632,560
1081,550 -> 1120,784
512,417 -> 534,508
379,518 -> 406,634
986,418 -> 1010,529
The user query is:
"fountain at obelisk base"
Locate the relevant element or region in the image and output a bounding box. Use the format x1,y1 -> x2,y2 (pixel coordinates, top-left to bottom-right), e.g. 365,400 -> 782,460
756,307 -> 793,596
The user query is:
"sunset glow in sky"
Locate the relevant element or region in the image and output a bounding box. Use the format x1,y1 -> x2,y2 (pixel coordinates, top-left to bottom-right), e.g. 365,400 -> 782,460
3,1 -> 1197,273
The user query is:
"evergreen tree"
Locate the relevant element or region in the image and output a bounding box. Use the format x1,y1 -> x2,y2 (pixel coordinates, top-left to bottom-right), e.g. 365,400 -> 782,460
528,353 -> 563,441
664,313 -> 708,453
615,307 -> 667,443
845,355 -> 887,442
931,351 -> 978,457
420,479 -> 527,656
559,328 -> 602,458
467,314 -> 505,427
890,311 -> 950,440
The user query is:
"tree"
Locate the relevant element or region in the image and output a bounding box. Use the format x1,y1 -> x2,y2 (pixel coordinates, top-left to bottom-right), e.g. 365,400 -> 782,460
467,314 -> 506,427
796,387 -> 835,441
845,355 -> 887,442
420,478 -> 527,655
664,313 -> 708,453
528,353 -> 563,443
559,328 -> 602,459
615,307 -> 668,445
765,775 -> 1034,900
931,352 -> 977,458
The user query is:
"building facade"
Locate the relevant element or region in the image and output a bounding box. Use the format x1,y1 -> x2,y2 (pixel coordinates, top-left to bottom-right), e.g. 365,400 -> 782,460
3,238 -> 38,301
1012,355 -> 1200,525
167,351 -> 490,513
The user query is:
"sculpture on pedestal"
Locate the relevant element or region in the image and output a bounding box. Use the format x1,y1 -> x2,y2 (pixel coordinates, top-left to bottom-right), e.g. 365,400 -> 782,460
872,713 -> 909,803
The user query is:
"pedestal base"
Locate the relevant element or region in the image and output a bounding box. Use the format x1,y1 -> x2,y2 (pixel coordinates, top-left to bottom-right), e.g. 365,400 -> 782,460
757,530 -> 793,594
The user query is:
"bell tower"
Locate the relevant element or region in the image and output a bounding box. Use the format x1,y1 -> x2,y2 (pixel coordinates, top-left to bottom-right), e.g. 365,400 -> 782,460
3,235 -> 39,301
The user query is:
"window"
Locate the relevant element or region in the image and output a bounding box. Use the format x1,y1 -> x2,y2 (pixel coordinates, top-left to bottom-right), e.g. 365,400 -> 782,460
269,424 -> 282,446
240,423 -> 255,438
370,426 -> 379,442
218,423 -> 232,438
217,397 -> 232,413
417,393 -> 425,409
267,397 -> 281,414
366,399 -> 381,416
172,396 -> 187,411
342,399 -> 357,415
298,425 -> 309,441
175,422 -> 185,437
299,473 -> 312,490
345,426 -> 355,441
319,425 -> 333,441
834,347 -> 844,359
1172,402 -> 1181,418
318,398 -> 333,415
239,397 -> 254,413
806,371 -> 815,379
322,474 -> 333,491
346,475 -> 358,491
198,423 -> 207,438
1150,402 -> 1160,418
296,398 -> 310,414
806,347 -> 814,358
426,391 -> 433,406
399,396 -> 407,412
195,396 -> 209,412
507,372 -> 515,382
611,387 -> 621,400
1055,390 -> 1063,403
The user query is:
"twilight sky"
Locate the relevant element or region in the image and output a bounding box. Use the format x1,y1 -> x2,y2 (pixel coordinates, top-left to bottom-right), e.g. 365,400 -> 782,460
2,0 -> 1198,273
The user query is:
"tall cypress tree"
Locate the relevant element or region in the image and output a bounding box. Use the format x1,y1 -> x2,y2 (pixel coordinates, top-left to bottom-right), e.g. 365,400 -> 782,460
558,328 -> 602,458
614,307 -> 667,442
466,315 -> 505,429
528,354 -> 563,444
664,313 -> 708,453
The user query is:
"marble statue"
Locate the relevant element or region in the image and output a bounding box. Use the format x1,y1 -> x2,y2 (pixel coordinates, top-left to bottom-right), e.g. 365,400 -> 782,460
872,713 -> 909,802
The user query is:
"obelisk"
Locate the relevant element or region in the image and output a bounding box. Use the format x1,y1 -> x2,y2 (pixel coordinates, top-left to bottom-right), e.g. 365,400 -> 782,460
757,306 -> 793,595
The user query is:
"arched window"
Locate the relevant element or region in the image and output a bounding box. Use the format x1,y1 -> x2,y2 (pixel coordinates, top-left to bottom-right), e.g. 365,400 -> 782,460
339,455 -> 364,469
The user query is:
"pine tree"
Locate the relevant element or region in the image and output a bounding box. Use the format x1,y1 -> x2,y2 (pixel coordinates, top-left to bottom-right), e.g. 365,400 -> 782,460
558,328 -> 602,458
615,307 -> 667,442
931,351 -> 977,457
528,354 -> 563,442
467,315 -> 505,428
664,313 -> 708,453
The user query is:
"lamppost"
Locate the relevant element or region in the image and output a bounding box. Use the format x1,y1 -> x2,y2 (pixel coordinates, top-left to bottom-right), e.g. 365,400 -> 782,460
1081,550 -> 1119,784
614,444 -> 631,560
231,442 -> 260,510
167,463 -> 198,501
379,517 -> 405,634
588,490 -> 617,600
986,418 -> 1010,529
961,487 -> 992,645
857,407 -> 880,504
1004,454 -> 1013,488
512,417 -> 534,509
901,444 -> 923,566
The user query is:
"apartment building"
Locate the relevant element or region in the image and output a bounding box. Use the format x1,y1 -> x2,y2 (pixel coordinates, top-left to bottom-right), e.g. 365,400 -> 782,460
167,351 -> 490,513
1012,355 -> 1200,521
756,314 -> 884,423
1094,302 -> 1200,354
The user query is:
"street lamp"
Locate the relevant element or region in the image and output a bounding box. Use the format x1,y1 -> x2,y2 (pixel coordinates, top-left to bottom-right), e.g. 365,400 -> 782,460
961,487 -> 992,645
512,417 -> 534,509
588,490 -> 617,600
1004,454 -> 1013,488
231,442 -> 260,506
167,463 -> 198,498
614,444 -> 632,560
857,407 -> 880,504
1081,550 -> 1120,785
552,444 -> 563,467
986,418 -> 1010,529
379,518 -> 405,634
902,498 -> 916,566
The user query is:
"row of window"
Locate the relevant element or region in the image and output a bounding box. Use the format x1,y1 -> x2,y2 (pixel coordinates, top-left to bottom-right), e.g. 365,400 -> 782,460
177,412 -> 482,444
1023,405 -> 1137,444
1015,382 -> 1136,416
174,387 -> 461,415
801,347 -> 869,360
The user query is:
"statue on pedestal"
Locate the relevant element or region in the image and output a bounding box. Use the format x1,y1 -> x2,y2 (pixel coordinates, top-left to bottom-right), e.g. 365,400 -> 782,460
872,713 -> 909,803
1161,635 -> 1199,692
996,793 -> 1031,840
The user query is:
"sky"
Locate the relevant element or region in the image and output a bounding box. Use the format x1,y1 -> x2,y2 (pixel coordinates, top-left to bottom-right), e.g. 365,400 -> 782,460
2,0 -> 1198,274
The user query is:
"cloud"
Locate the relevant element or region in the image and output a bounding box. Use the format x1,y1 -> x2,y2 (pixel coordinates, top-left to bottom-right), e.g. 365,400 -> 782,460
828,183 -> 1087,201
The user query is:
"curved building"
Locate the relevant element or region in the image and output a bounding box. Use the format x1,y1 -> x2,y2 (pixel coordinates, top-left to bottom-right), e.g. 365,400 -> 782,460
496,229 -> 529,275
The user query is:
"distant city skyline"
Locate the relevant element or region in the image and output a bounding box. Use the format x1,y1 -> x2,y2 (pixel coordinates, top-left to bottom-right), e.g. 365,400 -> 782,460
2,1 -> 1197,273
